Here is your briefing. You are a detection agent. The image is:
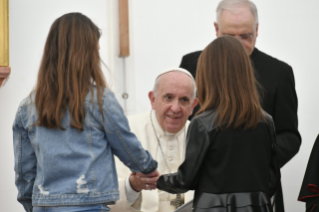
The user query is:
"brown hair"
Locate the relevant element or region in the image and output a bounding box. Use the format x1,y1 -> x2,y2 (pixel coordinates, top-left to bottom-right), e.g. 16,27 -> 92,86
34,13 -> 106,131
196,36 -> 265,129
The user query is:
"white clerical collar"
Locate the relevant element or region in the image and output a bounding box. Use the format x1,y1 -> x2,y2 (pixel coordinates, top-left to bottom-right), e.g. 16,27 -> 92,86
151,110 -> 185,138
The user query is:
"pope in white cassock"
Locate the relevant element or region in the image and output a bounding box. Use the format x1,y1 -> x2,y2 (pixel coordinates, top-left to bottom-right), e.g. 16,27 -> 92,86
109,68 -> 198,212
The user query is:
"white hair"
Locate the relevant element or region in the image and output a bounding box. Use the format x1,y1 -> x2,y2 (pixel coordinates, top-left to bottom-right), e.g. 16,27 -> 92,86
153,68 -> 197,102
216,0 -> 258,27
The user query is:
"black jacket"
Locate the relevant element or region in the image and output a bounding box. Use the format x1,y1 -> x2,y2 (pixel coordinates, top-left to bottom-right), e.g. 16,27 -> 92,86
179,48 -> 301,212
157,110 -> 280,212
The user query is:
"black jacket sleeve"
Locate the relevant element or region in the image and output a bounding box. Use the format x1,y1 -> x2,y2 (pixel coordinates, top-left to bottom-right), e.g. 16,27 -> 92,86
157,118 -> 210,193
267,115 -> 281,197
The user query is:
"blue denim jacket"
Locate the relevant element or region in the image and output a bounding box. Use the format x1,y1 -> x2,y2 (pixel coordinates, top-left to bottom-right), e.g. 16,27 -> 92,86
13,87 -> 157,212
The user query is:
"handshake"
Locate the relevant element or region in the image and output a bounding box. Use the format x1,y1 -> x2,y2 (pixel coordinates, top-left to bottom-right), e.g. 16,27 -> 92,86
129,170 -> 160,192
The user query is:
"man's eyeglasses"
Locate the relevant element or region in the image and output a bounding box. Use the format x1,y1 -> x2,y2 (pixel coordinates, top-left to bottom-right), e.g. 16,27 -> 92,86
238,34 -> 253,41
224,34 -> 253,42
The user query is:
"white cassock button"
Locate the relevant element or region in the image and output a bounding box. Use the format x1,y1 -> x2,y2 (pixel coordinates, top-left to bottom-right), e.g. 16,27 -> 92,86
168,157 -> 173,161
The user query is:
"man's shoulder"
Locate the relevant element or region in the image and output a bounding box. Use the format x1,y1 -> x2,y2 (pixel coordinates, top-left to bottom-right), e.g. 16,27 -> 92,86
182,51 -> 202,62
254,48 -> 292,71
128,111 -> 150,123
127,111 -> 151,131
180,51 -> 203,75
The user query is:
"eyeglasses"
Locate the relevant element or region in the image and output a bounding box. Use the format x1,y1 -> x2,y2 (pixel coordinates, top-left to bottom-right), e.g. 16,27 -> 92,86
224,34 -> 253,42
238,34 -> 253,41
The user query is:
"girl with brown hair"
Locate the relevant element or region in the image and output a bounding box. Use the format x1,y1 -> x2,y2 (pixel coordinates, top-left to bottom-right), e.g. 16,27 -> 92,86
157,36 -> 280,212
12,13 -> 157,212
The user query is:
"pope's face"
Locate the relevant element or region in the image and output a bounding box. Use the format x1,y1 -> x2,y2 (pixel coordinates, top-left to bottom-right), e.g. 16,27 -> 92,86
214,6 -> 258,55
149,72 -> 198,133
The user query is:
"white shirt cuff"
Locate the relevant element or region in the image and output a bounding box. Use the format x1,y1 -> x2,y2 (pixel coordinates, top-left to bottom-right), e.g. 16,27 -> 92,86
125,176 -> 141,205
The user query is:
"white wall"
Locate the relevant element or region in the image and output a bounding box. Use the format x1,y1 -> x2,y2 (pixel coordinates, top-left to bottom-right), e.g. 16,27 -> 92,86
1,0 -> 319,211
